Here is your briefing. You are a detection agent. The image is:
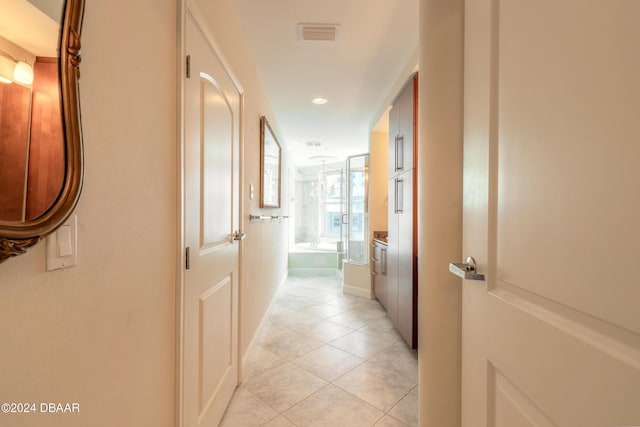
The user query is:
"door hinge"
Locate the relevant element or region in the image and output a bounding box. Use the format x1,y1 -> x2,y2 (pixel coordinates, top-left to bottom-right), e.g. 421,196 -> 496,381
186,55 -> 191,78
185,247 -> 190,270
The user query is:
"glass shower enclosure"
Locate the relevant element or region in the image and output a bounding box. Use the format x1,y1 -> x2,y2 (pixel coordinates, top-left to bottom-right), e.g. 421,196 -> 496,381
291,161 -> 345,252
343,154 -> 369,265
289,154 -> 369,272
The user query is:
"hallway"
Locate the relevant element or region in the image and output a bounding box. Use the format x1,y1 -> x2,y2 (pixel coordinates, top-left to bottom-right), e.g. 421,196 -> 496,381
220,276 -> 418,426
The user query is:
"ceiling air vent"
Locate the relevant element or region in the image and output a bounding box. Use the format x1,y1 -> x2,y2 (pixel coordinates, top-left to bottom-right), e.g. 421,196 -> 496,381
298,24 -> 340,42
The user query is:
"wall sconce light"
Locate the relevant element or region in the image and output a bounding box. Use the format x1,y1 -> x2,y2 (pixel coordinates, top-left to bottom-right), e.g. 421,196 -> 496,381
14,60 -> 34,85
0,51 -> 34,85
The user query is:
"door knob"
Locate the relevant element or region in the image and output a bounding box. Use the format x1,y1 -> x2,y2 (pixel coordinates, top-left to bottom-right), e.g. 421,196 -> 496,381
233,230 -> 246,241
449,256 -> 485,281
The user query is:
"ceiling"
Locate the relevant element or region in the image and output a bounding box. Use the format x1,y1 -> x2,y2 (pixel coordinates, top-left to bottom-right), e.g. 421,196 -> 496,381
0,0 -> 61,57
232,0 -> 419,167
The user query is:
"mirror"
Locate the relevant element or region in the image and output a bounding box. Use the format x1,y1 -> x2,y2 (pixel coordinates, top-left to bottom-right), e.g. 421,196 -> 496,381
260,116 -> 281,208
0,0 -> 85,263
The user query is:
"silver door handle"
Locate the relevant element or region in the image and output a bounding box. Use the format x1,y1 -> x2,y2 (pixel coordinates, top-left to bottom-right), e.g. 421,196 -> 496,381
394,135 -> 399,172
233,230 -> 246,241
396,135 -> 404,171
395,178 -> 404,214
449,256 -> 485,281
381,248 -> 386,274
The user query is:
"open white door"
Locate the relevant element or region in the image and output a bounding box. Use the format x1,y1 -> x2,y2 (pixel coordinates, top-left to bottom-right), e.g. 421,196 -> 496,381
461,0 -> 640,425
180,8 -> 242,427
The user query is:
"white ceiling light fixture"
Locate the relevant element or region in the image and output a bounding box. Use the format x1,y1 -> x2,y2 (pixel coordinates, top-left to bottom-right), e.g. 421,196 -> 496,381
297,23 -> 340,42
312,97 -> 328,105
0,50 -> 34,85
14,60 -> 34,85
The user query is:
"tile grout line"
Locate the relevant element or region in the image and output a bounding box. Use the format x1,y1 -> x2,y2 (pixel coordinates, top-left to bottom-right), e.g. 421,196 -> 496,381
223,275 -> 417,426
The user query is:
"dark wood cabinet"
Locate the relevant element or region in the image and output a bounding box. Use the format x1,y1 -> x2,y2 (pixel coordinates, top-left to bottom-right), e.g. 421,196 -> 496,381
389,74 -> 416,178
386,178 -> 399,327
395,170 -> 415,346
371,240 -> 388,311
385,73 -> 418,349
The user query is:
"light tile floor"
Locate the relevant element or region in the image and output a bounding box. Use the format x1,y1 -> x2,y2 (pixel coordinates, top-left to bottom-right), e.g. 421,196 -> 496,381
220,275 -> 418,427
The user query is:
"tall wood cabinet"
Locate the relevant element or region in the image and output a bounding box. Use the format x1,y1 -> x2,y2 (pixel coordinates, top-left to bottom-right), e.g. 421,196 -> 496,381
386,73 -> 418,349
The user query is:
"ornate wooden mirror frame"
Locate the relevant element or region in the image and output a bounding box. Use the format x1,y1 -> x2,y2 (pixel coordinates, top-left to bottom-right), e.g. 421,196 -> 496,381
0,0 -> 85,263
260,116 -> 282,209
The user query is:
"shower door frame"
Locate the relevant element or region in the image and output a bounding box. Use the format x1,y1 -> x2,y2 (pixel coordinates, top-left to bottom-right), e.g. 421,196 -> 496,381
343,153 -> 370,265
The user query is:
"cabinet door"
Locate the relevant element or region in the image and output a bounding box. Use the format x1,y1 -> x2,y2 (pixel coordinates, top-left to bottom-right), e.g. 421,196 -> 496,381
396,78 -> 415,174
386,179 -> 399,326
389,76 -> 416,178
371,243 -> 381,303
396,170 -> 415,347
388,102 -> 400,177
380,245 -> 388,311
372,243 -> 387,310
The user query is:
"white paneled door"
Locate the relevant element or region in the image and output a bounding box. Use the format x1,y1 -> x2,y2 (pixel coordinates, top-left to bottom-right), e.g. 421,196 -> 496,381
182,10 -> 241,427
462,0 -> 640,426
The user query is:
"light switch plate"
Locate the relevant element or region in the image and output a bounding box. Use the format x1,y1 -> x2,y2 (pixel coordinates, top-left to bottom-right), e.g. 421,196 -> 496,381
46,215 -> 78,271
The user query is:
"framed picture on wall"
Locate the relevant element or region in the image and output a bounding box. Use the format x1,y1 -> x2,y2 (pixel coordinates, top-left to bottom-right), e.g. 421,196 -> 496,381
260,116 -> 281,208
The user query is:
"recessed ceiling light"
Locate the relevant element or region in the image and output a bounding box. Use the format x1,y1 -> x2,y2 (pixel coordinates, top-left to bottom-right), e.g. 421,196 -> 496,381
312,97 -> 328,105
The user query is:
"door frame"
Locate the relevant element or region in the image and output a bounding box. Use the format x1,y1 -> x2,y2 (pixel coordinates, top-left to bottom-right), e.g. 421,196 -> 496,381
417,0 -> 465,426
176,1 -> 245,425
345,152 -> 370,265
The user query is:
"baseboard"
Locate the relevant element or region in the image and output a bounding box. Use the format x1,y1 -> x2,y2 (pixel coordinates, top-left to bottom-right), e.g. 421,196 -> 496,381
342,283 -> 373,299
240,269 -> 288,382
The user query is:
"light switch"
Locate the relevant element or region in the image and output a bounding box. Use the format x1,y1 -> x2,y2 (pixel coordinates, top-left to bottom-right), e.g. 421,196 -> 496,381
249,183 -> 255,200
57,225 -> 73,257
46,215 -> 78,271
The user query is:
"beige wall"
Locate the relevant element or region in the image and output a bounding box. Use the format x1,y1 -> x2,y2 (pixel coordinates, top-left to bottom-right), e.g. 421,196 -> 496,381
0,0 -> 288,426
369,131 -> 389,242
0,1 -> 177,426
417,0 -> 464,426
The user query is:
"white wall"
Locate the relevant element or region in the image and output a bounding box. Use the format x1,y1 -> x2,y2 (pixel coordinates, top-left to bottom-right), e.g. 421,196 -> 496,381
0,0 -> 288,425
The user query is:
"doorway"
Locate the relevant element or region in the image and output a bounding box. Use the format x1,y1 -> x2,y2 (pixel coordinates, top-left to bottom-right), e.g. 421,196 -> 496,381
288,154 -> 370,280
288,160 -> 345,277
